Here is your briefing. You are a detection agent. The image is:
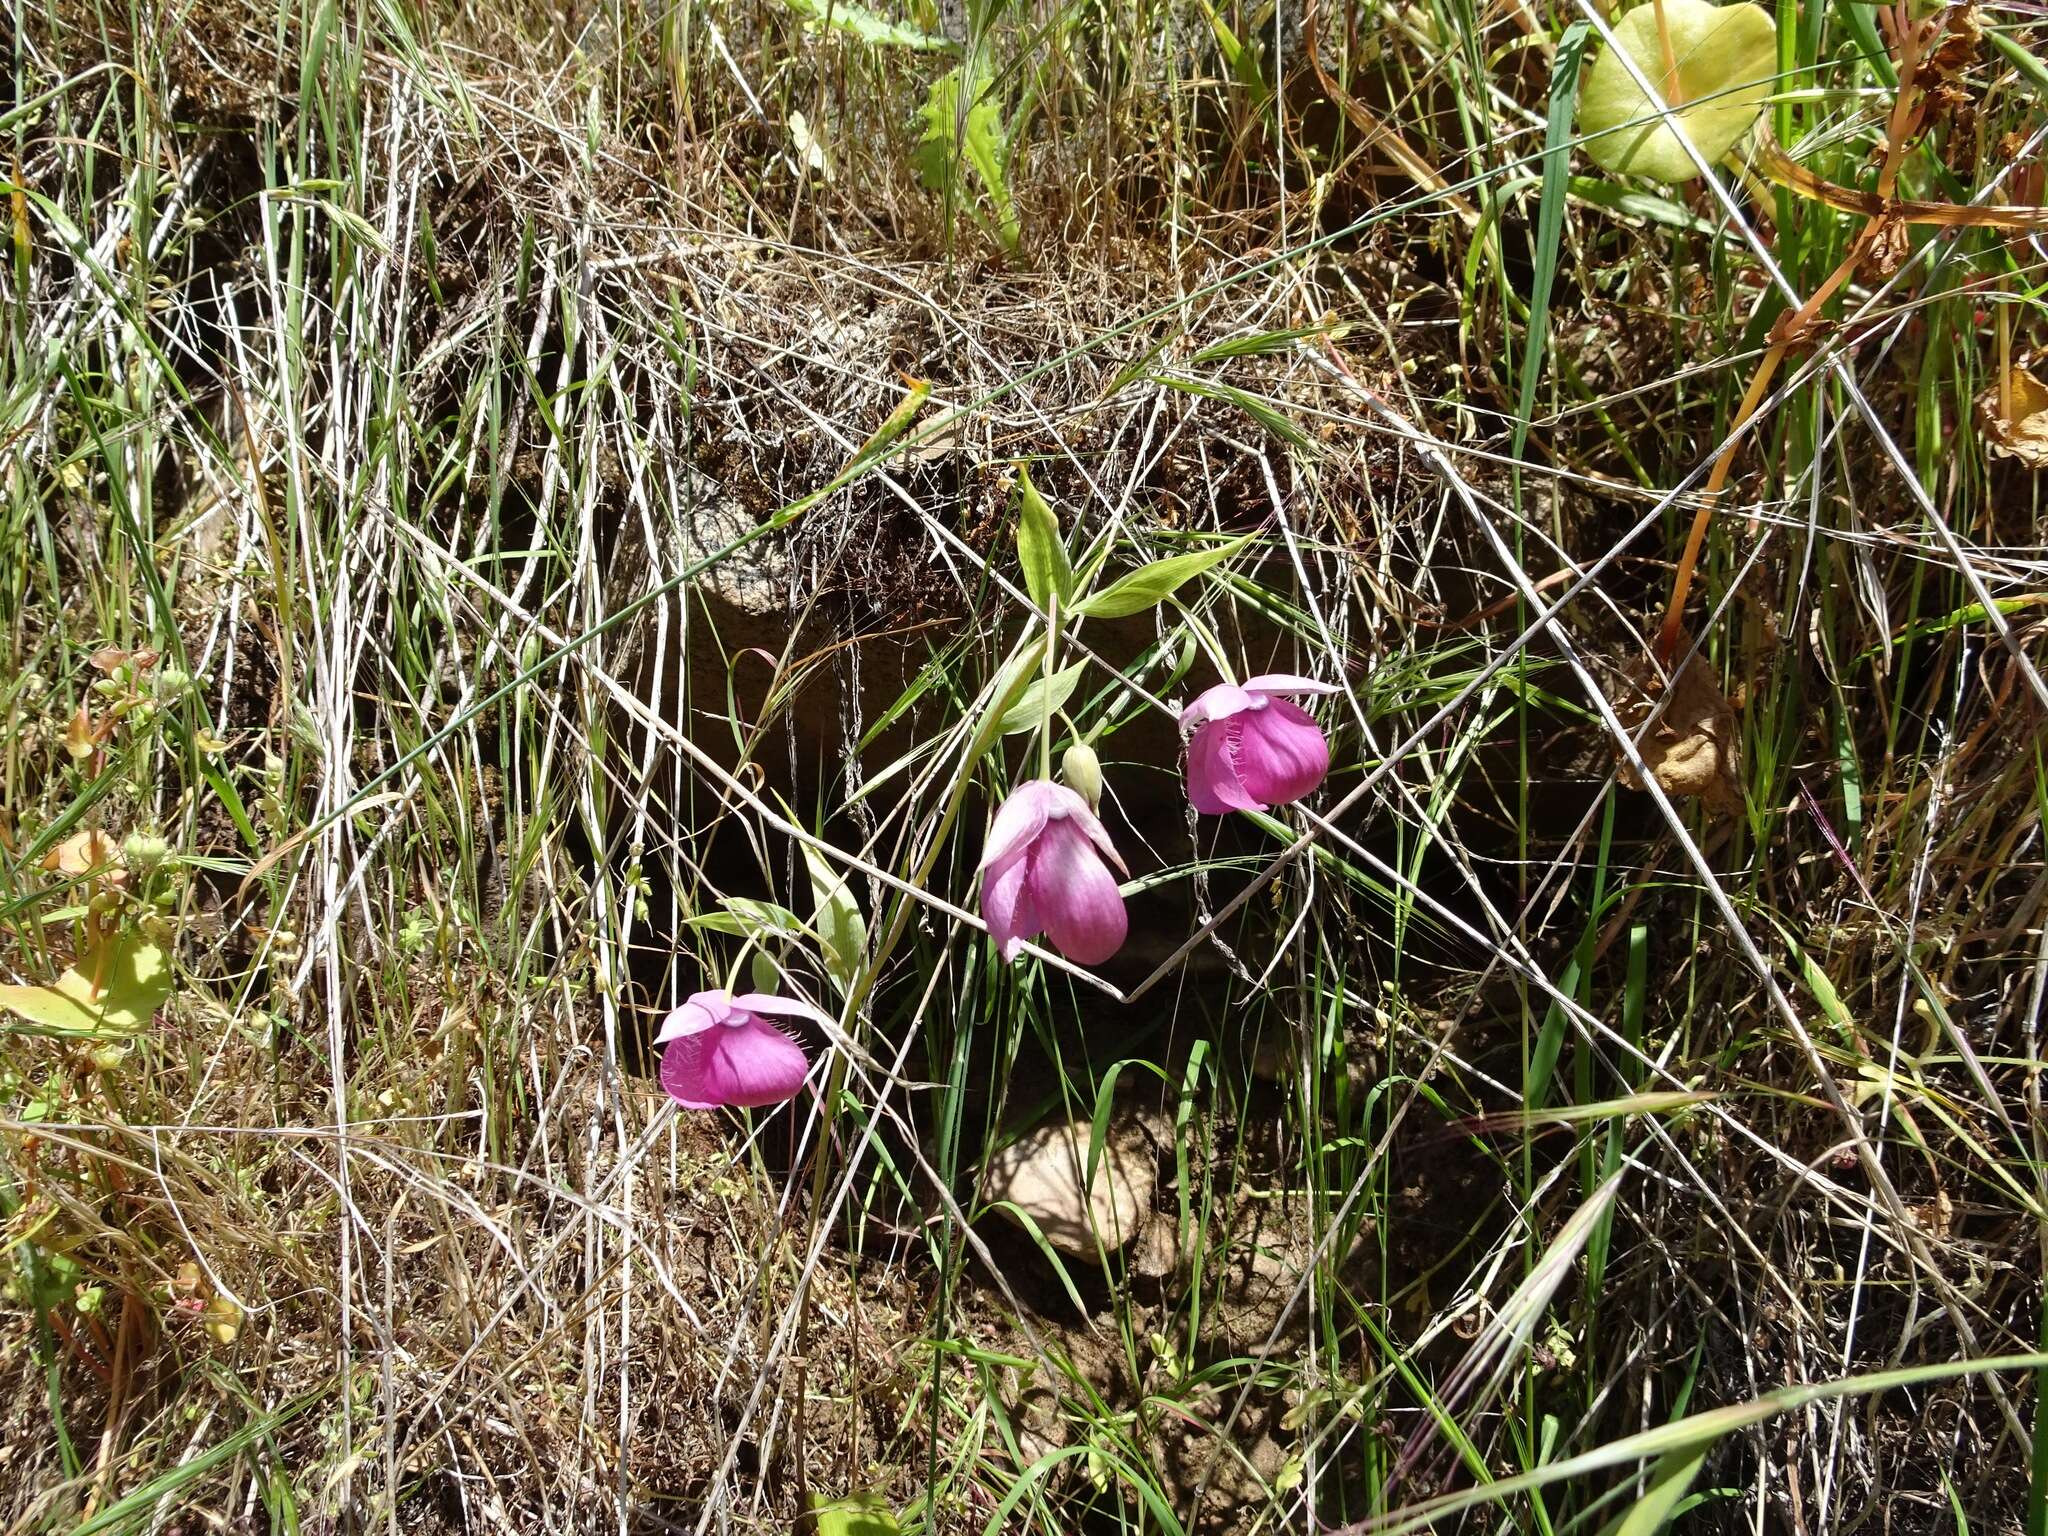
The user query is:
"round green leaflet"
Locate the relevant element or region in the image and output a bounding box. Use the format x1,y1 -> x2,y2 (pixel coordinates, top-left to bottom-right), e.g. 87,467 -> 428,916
1579,0 -> 1778,183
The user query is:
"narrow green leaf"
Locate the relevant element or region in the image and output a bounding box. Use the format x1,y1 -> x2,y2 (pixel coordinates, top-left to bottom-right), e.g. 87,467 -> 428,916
67,1383 -> 330,1536
1154,374 -> 1311,448
1075,534 -> 1255,620
1187,0 -> 1269,104
1778,926 -> 1854,1045
1191,321 -> 1347,363
684,898 -> 810,939
1563,176 -> 1712,231
1831,0 -> 1897,88
1524,961 -> 1579,1113
1363,1353 -> 2048,1536
1600,1444 -> 1712,1536
803,846 -> 867,994
995,661 -> 1086,735
1483,1091 -> 1716,1129
1515,22 -> 1591,464
1014,467 -> 1072,609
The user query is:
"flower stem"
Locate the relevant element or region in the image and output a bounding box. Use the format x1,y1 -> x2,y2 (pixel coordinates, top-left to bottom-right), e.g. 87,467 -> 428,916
1039,593 -> 1057,781
1651,0 -> 1684,108
1653,190 -> 1876,664
1173,599 -> 1236,686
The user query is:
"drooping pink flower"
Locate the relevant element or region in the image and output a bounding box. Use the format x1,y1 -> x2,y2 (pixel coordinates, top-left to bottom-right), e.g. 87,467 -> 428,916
1179,673 -> 1337,814
979,780 -> 1129,966
655,989 -> 831,1109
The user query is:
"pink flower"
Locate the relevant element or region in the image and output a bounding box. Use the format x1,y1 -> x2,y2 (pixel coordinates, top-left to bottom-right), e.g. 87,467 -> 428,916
979,780 -> 1129,966
1179,673 -> 1338,814
655,989 -> 832,1109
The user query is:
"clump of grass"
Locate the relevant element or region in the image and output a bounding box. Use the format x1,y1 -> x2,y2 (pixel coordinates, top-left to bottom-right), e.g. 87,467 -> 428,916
3,0 -> 2046,1530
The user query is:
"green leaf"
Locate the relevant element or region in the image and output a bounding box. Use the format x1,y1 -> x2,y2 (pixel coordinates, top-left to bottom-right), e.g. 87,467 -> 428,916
1598,1443 -> 1712,1536
805,1491 -> 903,1536
0,932 -> 172,1038
1563,175 -> 1713,231
66,1382 -> 329,1536
1578,0 -> 1778,183
1786,933 -> 1855,1046
1154,375 -> 1311,449
995,661 -> 1086,735
1014,468 -> 1072,610
1190,321 -> 1347,363
1514,22 -> 1592,463
783,0 -> 955,49
913,67 -> 1020,253
803,846 -> 867,995
1187,0 -> 1269,104
1075,533 -> 1255,620
684,898 -> 809,938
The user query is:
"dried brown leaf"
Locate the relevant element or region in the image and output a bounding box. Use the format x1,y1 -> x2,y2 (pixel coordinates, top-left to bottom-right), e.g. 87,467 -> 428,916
42,828 -> 121,877
63,705 -> 96,761
1618,648 -> 1742,810
89,646 -> 159,674
1977,365 -> 2048,469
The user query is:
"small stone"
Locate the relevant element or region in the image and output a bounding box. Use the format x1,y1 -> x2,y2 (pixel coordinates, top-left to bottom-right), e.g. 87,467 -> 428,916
983,1114 -> 1158,1259
1132,1212 -> 1180,1280
1617,647 -> 1741,810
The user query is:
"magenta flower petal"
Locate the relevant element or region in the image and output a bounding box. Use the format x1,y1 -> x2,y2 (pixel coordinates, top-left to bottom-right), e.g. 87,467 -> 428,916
1239,673 -> 1340,698
661,1016 -> 809,1108
1178,683 -> 1257,732
1064,795 -> 1130,876
977,779 -> 1129,965
1233,698 -> 1330,805
1182,673 -> 1333,815
1032,818 -> 1129,965
979,780 -> 1056,872
730,993 -> 836,1027
981,848 -> 1041,962
1186,719 -> 1260,813
654,992 -> 730,1043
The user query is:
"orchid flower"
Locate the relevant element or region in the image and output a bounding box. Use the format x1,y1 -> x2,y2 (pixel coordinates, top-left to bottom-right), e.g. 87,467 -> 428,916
978,780 -> 1128,965
1179,673 -> 1337,814
655,989 -> 832,1109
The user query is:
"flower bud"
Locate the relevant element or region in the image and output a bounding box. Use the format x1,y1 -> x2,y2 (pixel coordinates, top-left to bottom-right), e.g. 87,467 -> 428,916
122,831 -> 170,869
1060,743 -> 1103,811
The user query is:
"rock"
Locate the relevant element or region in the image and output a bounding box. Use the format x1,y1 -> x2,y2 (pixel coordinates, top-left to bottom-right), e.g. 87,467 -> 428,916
1132,1211 -> 1181,1281
1010,1386 -> 1068,1469
1616,646 -> 1741,810
983,1113 -> 1159,1259
677,473 -> 792,621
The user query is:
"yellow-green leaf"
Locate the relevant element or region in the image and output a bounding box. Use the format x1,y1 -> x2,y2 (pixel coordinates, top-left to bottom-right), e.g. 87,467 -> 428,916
1014,467 -> 1073,611
783,0 -> 955,51
803,846 -> 867,995
805,1492 -> 901,1536
1579,0 -> 1777,183
995,661 -> 1086,735
1075,533 -> 1255,620
0,933 -> 172,1038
